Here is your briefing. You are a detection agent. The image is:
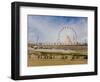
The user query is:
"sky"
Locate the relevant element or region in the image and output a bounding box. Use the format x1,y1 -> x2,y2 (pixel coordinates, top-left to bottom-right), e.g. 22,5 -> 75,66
27,15 -> 88,44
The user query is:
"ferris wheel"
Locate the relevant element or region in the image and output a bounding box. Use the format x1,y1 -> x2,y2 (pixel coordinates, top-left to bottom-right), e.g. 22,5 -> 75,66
57,25 -> 78,45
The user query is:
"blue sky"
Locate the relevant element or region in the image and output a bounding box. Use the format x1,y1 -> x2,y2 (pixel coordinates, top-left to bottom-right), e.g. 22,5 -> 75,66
28,15 -> 88,44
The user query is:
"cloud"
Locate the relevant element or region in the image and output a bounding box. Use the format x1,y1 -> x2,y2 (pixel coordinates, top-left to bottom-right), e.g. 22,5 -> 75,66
28,15 -> 88,43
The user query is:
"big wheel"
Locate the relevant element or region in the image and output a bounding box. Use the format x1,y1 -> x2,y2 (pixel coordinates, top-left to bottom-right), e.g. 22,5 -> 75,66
57,25 -> 77,45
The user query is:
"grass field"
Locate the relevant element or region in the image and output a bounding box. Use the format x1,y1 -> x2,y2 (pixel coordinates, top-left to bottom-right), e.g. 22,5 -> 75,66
28,59 -> 87,66
28,48 -> 87,66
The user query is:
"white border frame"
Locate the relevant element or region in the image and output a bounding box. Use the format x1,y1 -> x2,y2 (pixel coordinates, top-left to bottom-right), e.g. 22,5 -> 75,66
20,6 -> 95,76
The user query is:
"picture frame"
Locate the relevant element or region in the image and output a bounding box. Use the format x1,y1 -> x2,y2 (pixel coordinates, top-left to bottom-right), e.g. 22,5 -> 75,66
11,1 -> 98,80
